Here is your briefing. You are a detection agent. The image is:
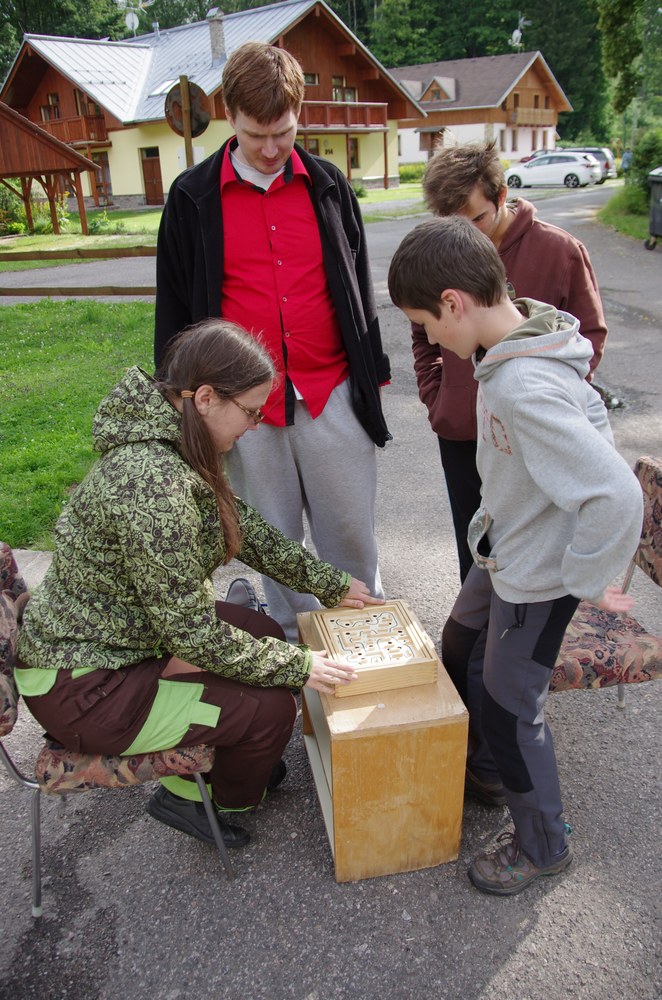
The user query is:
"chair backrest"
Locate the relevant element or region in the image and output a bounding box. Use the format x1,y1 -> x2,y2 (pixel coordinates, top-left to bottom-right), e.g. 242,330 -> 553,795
632,456 -> 662,587
1,542 -> 26,739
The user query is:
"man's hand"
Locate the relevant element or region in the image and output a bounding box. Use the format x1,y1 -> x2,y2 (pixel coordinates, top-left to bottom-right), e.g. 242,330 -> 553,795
337,577 -> 385,610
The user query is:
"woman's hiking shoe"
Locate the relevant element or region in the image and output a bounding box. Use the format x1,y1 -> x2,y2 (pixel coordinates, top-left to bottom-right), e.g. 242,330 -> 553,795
146,786 -> 250,848
465,768 -> 507,807
468,831 -> 572,896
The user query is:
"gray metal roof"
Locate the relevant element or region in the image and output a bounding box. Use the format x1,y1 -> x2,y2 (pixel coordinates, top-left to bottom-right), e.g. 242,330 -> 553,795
21,0 -> 418,125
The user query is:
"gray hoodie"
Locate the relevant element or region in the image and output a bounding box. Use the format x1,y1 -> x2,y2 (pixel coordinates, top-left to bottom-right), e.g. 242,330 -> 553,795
468,299 -> 643,605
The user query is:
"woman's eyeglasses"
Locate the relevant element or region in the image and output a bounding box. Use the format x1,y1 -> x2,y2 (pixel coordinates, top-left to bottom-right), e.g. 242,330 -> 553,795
229,398 -> 265,425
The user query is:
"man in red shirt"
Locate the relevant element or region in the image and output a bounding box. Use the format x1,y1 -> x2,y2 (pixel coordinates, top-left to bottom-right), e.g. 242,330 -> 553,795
155,43 -> 390,639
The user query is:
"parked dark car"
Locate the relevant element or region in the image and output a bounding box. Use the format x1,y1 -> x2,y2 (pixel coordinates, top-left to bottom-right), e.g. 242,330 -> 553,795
564,147 -> 617,184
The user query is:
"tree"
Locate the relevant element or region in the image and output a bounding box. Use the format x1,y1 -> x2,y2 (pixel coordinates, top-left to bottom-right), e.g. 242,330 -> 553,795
366,0 -> 433,66
597,0 -> 645,113
0,0 -> 124,39
0,0 -> 124,78
368,0 -> 520,67
0,20 -> 18,81
630,126 -> 662,192
138,1 -> 210,32
515,0 -> 610,141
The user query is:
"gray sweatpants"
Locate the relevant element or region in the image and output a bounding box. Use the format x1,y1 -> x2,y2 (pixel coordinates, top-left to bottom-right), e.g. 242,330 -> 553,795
442,565 -> 579,867
225,379 -> 383,641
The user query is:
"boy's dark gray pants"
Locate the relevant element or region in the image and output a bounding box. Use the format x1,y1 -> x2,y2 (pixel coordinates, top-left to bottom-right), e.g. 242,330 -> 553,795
442,565 -> 579,868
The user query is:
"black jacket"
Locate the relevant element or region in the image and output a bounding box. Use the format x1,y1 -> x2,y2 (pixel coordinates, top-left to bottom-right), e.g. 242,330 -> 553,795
154,140 -> 391,447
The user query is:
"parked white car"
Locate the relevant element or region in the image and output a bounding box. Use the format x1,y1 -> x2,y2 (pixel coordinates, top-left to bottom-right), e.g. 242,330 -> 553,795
506,152 -> 602,189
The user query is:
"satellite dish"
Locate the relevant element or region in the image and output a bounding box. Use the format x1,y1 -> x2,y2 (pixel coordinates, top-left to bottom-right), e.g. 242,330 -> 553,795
165,81 -> 211,138
125,10 -> 139,32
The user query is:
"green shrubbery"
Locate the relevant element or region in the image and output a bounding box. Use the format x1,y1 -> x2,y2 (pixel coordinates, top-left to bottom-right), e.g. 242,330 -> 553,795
31,195 -> 70,234
399,162 -> 426,183
88,209 -> 127,234
630,128 -> 662,193
0,184 -> 73,235
0,183 -> 26,235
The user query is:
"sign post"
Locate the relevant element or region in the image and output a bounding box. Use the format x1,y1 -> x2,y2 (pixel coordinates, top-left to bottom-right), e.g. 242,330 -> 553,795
164,77 -> 211,169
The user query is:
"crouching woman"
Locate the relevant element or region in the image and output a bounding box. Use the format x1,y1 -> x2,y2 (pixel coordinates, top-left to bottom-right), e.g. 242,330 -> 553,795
15,319 -> 380,848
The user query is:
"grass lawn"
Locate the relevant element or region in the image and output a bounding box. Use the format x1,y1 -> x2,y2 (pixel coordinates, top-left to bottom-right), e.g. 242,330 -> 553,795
596,184 -> 650,241
0,193 -> 430,270
360,182 -> 423,203
0,208 -> 161,272
0,299 -> 154,549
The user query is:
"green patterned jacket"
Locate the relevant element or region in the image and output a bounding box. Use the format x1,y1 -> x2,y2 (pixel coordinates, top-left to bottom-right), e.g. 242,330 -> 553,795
17,368 -> 350,688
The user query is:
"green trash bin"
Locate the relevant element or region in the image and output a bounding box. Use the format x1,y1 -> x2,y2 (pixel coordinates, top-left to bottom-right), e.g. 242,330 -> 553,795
644,166 -> 662,250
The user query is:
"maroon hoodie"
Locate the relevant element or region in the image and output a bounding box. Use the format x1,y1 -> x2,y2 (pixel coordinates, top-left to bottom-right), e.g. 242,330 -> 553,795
410,197 -> 608,440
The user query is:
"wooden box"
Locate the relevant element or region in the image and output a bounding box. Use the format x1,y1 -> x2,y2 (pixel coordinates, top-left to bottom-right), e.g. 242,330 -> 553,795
304,600 -> 437,698
298,611 -> 468,883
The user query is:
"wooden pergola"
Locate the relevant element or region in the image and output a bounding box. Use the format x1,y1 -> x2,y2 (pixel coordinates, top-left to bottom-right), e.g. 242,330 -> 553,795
0,101 -> 100,235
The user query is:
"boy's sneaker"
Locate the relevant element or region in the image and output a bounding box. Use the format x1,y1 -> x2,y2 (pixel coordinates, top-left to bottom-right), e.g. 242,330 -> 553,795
224,577 -> 262,612
468,831 -> 573,896
146,786 -> 250,848
465,768 -> 507,807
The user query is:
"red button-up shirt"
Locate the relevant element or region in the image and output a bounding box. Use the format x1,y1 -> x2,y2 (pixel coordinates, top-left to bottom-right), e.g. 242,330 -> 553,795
220,142 -> 349,426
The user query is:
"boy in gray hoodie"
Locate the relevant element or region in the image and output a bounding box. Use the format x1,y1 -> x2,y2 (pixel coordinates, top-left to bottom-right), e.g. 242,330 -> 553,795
388,217 -> 643,896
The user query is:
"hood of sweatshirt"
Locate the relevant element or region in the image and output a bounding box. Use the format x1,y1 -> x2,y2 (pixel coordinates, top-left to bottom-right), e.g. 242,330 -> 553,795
474,298 -> 593,384
92,366 -> 181,455
499,197 -> 537,258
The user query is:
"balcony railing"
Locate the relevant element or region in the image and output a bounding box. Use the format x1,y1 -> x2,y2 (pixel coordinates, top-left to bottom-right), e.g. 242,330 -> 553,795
298,101 -> 388,130
39,114 -> 108,145
507,108 -> 557,127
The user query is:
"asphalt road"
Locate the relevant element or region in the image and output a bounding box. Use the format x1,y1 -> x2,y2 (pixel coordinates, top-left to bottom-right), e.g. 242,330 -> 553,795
1,185 -> 660,1000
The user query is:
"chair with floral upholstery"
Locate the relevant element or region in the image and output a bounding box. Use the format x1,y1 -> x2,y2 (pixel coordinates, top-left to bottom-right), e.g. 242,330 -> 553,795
551,455 -> 662,705
0,542 -> 233,919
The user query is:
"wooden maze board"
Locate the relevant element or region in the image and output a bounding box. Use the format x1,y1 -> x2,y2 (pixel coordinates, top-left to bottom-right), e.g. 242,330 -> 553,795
306,600 -> 438,698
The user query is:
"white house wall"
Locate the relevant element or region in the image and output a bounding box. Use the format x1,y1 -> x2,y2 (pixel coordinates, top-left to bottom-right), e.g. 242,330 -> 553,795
398,121 -> 554,165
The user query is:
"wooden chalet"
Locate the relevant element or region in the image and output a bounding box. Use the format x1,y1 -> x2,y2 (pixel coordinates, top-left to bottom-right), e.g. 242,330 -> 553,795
389,51 -> 571,164
0,0 -> 422,206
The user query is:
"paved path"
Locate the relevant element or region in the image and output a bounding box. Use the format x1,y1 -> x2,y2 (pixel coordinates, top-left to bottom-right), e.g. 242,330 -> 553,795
2,186 -> 660,1000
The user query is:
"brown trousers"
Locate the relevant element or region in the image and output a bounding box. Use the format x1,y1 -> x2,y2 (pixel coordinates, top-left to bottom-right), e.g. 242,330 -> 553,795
21,602 -> 297,809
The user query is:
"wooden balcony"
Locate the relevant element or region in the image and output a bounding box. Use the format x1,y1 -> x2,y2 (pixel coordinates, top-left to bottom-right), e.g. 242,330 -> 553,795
298,101 -> 388,131
38,114 -> 109,145
507,108 -> 557,127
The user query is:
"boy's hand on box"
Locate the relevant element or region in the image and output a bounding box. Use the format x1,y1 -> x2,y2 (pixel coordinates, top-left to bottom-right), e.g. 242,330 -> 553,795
338,578 -> 385,609
595,585 -> 635,614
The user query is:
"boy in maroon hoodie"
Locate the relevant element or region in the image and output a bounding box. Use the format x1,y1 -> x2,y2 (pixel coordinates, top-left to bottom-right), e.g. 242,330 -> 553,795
414,141 -> 607,585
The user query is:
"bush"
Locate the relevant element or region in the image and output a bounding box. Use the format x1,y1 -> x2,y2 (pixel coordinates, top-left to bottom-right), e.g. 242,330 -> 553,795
88,209 -> 127,234
618,183 -> 648,214
30,194 -> 70,234
351,181 -> 367,199
630,128 -> 662,194
399,162 -> 426,183
0,182 -> 26,235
